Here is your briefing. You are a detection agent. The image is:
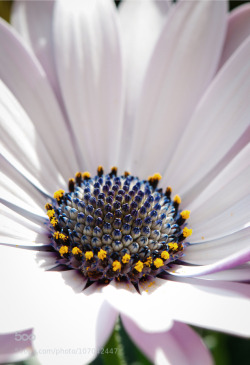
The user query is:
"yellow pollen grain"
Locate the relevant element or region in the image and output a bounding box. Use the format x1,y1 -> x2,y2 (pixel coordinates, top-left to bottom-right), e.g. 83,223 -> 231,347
154,258 -> 164,269
72,247 -> 82,256
145,256 -> 153,267
59,246 -> 68,256
122,254 -> 131,264
152,173 -> 162,181
181,210 -> 190,220
82,171 -> 91,179
161,251 -> 170,260
85,251 -> 94,260
47,209 -> 55,218
53,189 -> 64,201
134,261 -> 144,272
50,217 -> 58,227
174,195 -> 181,204
112,261 -> 121,272
45,203 -> 52,211
59,233 -> 68,241
98,249 -> 107,260
169,242 -> 178,251
183,227 -> 192,238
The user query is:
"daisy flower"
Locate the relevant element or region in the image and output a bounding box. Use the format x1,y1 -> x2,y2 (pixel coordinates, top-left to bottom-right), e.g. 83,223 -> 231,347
0,0 -> 250,364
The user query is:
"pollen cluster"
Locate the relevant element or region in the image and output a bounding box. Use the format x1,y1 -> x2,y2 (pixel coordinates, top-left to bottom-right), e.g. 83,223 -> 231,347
46,167 -> 191,290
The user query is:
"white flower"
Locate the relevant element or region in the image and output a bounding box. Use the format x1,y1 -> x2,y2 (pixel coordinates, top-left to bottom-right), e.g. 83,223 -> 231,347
0,0 -> 250,365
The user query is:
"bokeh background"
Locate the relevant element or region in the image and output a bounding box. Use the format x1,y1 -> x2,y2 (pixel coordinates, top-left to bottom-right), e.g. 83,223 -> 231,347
0,0 -> 250,364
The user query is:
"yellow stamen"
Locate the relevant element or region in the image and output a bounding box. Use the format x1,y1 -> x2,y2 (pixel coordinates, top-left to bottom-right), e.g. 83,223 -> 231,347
85,251 -> 94,260
72,247 -> 82,256
169,242 -> 178,251
82,171 -> 91,180
161,251 -> 170,260
53,189 -> 64,201
174,195 -> 181,204
183,227 -> 192,238
180,210 -> 190,220
122,253 -> 131,264
59,246 -> 68,256
98,249 -> 107,260
50,217 -> 58,227
145,256 -> 153,267
154,258 -> 164,268
45,203 -> 52,211
97,166 -> 104,175
134,261 -> 144,272
124,171 -> 130,177
46,209 -> 55,218
75,172 -> 81,179
112,261 -> 121,272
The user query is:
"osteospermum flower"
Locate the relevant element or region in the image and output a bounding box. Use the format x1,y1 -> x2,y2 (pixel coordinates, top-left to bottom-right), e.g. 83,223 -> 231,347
1,0 -> 250,364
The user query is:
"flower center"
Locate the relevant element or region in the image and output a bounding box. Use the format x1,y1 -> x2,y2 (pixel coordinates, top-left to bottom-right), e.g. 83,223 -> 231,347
45,167 -> 192,291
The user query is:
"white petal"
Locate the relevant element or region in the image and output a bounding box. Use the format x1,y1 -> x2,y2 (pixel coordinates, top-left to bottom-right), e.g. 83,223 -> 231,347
188,143 -> 250,241
150,277 -> 250,337
200,263 -> 250,282
0,245 -> 117,365
218,3 -> 250,69
165,36 -> 250,201
122,316 -> 213,365
11,0 -> 62,102
0,19 -> 78,179
118,0 -> 169,169
102,280 -> 173,333
0,204 -> 48,246
167,245 -> 250,277
130,0 -> 227,176
182,226 -> 250,265
53,0 -> 124,171
0,154 -> 47,214
0,81 -> 67,193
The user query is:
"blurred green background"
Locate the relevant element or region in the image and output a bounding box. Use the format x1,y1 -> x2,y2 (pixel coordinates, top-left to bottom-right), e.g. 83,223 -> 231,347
0,0 -> 250,364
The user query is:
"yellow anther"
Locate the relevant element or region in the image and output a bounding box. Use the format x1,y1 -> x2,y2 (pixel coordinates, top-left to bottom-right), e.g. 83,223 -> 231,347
75,172 -> 82,179
59,246 -> 68,256
134,261 -> 144,272
124,171 -> 130,177
152,173 -> 162,181
166,186 -> 172,194
174,195 -> 181,204
112,261 -> 121,272
145,256 -> 153,267
50,217 -> 58,227
82,171 -> 91,180
122,253 -> 131,264
110,166 -> 118,176
169,242 -> 178,251
161,251 -> 170,260
72,247 -> 82,256
53,189 -> 64,201
98,249 -> 107,260
85,251 -> 94,260
46,209 -> 55,218
97,166 -> 104,175
45,203 -> 52,211
154,258 -> 164,269
53,232 -> 60,240
180,210 -> 190,220
183,227 -> 192,238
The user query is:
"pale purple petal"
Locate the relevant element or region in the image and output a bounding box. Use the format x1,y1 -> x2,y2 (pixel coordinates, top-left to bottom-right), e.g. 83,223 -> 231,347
0,19 -> 78,180
218,3 -> 250,69
122,316 -> 213,365
164,36 -> 250,203
129,0 -> 227,176
53,0 -> 124,171
118,0 -> 170,169
0,329 -> 34,363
